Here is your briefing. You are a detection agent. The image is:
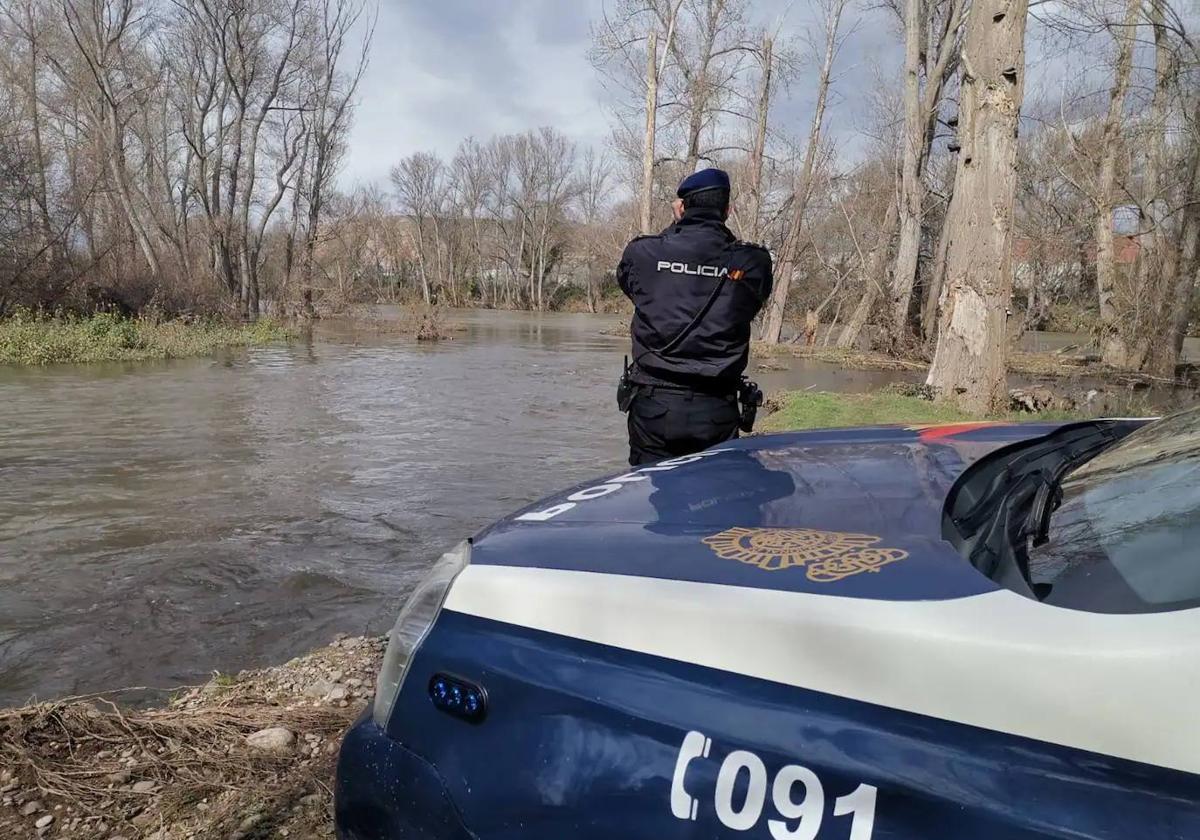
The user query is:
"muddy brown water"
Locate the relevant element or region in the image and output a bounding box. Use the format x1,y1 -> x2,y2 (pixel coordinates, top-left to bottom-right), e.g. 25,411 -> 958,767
0,309 -> 1194,706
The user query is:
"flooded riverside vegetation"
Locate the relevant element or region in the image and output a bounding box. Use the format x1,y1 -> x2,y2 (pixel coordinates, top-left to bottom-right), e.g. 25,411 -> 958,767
0,312 -> 292,365
2,308 -> 1198,708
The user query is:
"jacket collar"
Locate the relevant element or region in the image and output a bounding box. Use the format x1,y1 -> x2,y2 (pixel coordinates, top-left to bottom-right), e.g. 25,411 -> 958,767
665,207 -> 735,239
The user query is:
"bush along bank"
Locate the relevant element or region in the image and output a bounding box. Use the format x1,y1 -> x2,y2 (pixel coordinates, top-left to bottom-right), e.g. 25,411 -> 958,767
0,635 -> 384,839
0,312 -> 292,365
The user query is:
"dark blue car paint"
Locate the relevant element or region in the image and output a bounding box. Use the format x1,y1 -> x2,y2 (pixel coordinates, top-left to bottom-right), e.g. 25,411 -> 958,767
488,423 -> 1063,532
470,524 -> 995,602
473,424 -> 1066,602
336,422 -> 1191,839
336,710 -> 475,840
338,611 -> 1200,839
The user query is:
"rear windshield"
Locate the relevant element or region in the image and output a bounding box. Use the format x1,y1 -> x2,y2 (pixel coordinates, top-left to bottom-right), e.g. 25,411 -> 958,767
1030,407 -> 1200,613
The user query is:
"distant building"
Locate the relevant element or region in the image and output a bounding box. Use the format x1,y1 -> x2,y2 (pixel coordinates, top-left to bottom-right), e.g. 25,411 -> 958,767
1012,234 -> 1140,293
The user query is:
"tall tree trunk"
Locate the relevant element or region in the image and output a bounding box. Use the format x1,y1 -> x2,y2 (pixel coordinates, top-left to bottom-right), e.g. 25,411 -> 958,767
682,0 -> 725,172
586,263 -> 597,313
24,7 -> 56,265
284,142 -> 308,303
746,34 -> 773,242
413,219 -> 431,305
1172,226 -> 1200,358
1095,0 -> 1141,368
536,211 -> 550,311
471,212 -> 485,304
892,0 -> 966,341
838,199 -> 899,348
1170,114 -> 1200,356
761,0 -> 844,345
926,0 -> 1029,413
107,126 -> 161,280
516,216 -> 528,309
1137,2 -> 1176,376
640,29 -> 658,235
891,0 -> 925,344
921,191 -> 953,344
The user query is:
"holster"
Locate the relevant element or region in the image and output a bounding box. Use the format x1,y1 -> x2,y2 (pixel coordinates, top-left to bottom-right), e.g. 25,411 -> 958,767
617,356 -> 637,413
738,377 -> 764,433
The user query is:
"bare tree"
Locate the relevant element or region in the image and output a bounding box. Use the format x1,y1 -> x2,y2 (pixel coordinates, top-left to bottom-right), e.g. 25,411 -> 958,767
391,152 -> 444,305
62,0 -> 163,281
593,0 -> 754,191
1027,0 -> 1197,373
760,0 -> 848,344
640,28 -> 660,235
450,137 -> 492,304
836,198 -> 898,348
926,0 -> 1030,411
0,0 -> 372,319
579,147 -> 616,312
1093,0 -> 1142,367
639,4 -> 686,233
1,0 -> 60,268
890,0 -> 966,342
744,33 -> 773,242
292,0 -> 373,301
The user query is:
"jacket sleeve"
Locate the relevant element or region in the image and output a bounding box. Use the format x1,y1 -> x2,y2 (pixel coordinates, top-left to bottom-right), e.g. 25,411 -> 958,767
617,242 -> 635,300
751,248 -> 773,312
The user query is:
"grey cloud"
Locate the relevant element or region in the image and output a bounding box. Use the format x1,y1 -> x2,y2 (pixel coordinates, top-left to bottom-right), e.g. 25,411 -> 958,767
344,0 -> 607,185
343,1 -> 912,187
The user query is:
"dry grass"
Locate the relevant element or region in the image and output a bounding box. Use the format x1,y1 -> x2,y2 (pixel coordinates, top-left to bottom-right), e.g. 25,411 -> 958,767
1008,350 -> 1099,378
0,636 -> 384,839
751,343 -> 928,371
2,699 -> 344,837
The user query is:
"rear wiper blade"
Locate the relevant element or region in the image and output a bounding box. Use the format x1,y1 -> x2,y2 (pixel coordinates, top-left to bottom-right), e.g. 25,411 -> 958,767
1026,432 -> 1120,546
1027,469 -> 1065,547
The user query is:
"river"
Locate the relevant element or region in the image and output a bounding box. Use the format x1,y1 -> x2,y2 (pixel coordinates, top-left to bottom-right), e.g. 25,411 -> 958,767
0,309 -> 1191,706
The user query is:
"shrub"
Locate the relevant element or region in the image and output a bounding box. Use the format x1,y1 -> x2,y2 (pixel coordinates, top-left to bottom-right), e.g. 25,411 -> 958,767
0,311 -> 292,365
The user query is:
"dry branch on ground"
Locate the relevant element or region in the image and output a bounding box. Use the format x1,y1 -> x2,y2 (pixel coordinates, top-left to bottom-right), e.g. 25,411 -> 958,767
0,636 -> 384,840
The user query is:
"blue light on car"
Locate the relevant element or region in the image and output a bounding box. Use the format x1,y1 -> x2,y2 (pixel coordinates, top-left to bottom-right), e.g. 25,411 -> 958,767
428,673 -> 487,722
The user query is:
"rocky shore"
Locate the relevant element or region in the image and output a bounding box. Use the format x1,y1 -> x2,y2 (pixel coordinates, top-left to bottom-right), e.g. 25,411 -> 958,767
0,636 -> 385,840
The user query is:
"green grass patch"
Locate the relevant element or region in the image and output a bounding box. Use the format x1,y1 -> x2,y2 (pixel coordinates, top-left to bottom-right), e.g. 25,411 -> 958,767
759,390 -> 1082,433
0,311 -> 292,365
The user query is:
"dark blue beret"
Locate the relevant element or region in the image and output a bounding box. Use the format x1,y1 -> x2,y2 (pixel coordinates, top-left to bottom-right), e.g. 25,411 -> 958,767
677,167 -> 731,198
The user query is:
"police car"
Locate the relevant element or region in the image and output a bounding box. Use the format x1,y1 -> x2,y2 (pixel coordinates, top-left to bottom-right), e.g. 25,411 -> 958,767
335,409 -> 1200,839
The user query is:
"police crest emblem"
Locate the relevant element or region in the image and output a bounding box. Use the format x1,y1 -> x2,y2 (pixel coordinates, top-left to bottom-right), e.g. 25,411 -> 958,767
702,527 -> 907,582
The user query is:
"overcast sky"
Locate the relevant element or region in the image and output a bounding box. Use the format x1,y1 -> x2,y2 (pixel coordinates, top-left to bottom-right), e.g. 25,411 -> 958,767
341,1 -> 1113,190
343,0 -> 910,187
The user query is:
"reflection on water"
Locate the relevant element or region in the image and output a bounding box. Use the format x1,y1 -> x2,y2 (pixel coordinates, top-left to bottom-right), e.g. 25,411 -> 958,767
0,309 -> 1192,705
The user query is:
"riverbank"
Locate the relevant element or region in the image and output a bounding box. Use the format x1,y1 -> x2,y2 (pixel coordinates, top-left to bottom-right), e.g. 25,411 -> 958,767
0,635 -> 383,839
597,326 -> 1169,383
757,388 -> 1084,434
754,342 -> 1199,389
0,312 -> 292,365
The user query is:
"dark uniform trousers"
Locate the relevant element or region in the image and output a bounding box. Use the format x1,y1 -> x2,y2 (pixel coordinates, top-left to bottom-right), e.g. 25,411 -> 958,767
627,386 -> 740,465
617,206 -> 772,466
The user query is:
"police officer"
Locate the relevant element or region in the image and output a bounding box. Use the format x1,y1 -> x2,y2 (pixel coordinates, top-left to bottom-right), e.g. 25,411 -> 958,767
617,168 -> 773,465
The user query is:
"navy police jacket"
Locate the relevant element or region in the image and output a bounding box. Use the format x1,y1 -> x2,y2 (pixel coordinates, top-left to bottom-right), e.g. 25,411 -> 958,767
618,208 -> 773,389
